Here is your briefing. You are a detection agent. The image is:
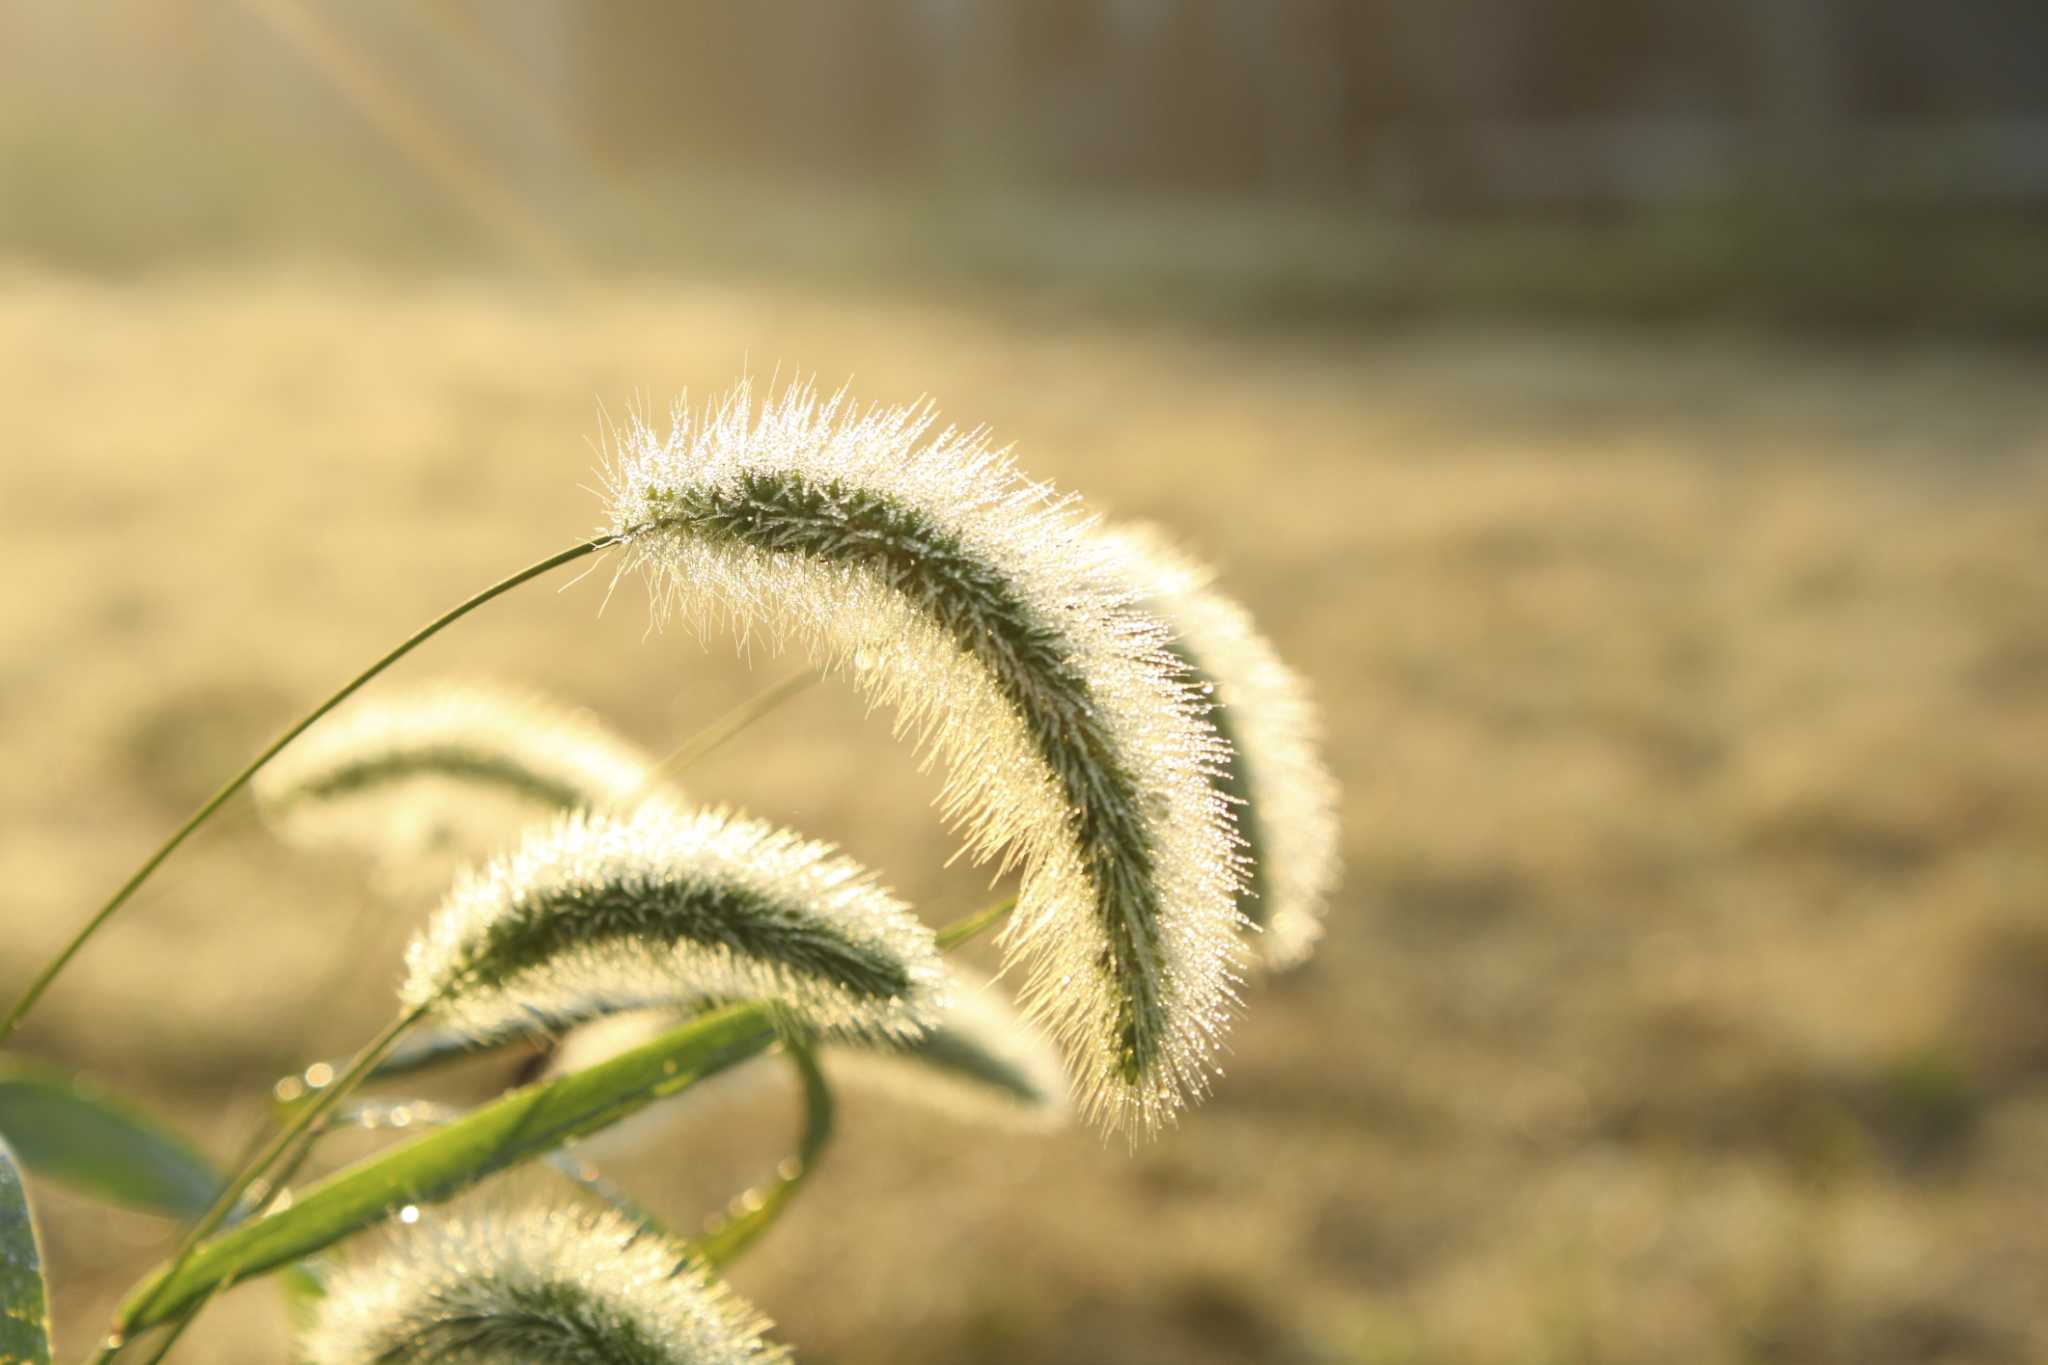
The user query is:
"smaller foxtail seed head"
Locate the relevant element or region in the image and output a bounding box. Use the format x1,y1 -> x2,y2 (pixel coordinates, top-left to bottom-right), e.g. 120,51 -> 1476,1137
402,803 -> 946,1045
255,681 -> 667,892
301,1204 -> 791,1365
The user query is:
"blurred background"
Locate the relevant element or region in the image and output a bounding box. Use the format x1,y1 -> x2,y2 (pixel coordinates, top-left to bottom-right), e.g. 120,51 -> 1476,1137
3,3 -> 2047,1362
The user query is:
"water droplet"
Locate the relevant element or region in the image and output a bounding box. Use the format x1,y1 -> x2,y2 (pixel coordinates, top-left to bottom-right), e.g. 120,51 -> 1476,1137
303,1062 -> 336,1089
739,1188 -> 767,1214
273,1077 -> 305,1104
399,1204 -> 420,1224
388,1107 -> 411,1128
103,1333 -> 125,1351
775,1158 -> 803,1181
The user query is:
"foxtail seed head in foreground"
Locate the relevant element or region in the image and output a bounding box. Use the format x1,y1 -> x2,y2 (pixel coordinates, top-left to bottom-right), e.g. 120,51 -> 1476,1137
301,1204 -> 790,1365
601,381 -> 1247,1133
1098,525 -> 1340,970
401,804 -> 945,1045
255,681 -> 664,889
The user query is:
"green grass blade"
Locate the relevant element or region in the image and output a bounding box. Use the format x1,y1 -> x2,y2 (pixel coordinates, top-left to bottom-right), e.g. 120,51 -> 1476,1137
118,1002 -> 778,1332
897,1021 -> 1063,1110
0,1062 -> 219,1218
0,1139 -> 53,1365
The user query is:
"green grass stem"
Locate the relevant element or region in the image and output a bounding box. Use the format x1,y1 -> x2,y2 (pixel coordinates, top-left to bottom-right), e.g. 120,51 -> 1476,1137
0,538 -> 616,1047
935,896 -> 1016,951
688,1039 -> 832,1268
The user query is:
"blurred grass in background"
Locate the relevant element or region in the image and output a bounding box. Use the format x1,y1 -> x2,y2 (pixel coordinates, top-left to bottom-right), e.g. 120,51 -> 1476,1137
7,2 -> 2048,333
8,84 -> 2048,334
3,271 -> 2044,1365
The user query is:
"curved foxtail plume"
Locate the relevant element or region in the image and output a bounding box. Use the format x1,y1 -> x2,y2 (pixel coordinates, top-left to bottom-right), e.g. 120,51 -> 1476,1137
254,681 -> 663,886
1098,525 -> 1340,970
403,803 -> 945,1045
302,1205 -> 791,1365
602,381 -> 1245,1133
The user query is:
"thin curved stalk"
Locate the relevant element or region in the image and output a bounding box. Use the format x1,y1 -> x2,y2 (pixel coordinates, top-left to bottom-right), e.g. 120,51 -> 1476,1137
2,538 -> 616,1047
935,896 -> 1016,952
120,1281 -> 220,1365
688,1039 -> 832,1268
635,668 -> 818,793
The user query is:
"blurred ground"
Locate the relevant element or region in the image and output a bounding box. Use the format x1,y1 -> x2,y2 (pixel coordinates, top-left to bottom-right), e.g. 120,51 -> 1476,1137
3,265 -> 2047,1364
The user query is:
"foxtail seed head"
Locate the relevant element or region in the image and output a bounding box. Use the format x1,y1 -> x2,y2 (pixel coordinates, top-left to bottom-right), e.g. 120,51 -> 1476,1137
602,381 -> 1246,1133
301,1204 -> 790,1365
402,804 -> 944,1044
255,682 -> 663,888
1099,525 -> 1340,969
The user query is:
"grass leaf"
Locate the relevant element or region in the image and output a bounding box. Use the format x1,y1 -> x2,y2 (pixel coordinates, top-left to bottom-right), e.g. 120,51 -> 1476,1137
0,1060 -> 219,1218
0,1139 -> 52,1365
119,1002 -> 778,1332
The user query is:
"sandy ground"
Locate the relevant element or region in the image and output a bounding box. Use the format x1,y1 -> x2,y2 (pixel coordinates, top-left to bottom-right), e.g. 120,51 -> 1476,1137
3,265 -> 2047,1363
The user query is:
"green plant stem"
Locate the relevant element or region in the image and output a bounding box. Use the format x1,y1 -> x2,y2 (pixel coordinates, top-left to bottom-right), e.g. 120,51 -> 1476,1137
124,1284 -> 217,1365
1,537 -> 617,1048
688,1039 -> 832,1268
936,896 -> 1016,951
637,668 -> 818,793
103,1006 -> 428,1361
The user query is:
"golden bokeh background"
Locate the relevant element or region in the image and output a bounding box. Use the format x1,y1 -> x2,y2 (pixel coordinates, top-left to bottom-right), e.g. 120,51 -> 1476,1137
4,5 -> 2047,1363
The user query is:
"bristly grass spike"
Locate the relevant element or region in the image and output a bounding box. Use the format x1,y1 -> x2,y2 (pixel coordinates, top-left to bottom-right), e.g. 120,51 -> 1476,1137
601,379 -> 1248,1133
303,1205 -> 792,1365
